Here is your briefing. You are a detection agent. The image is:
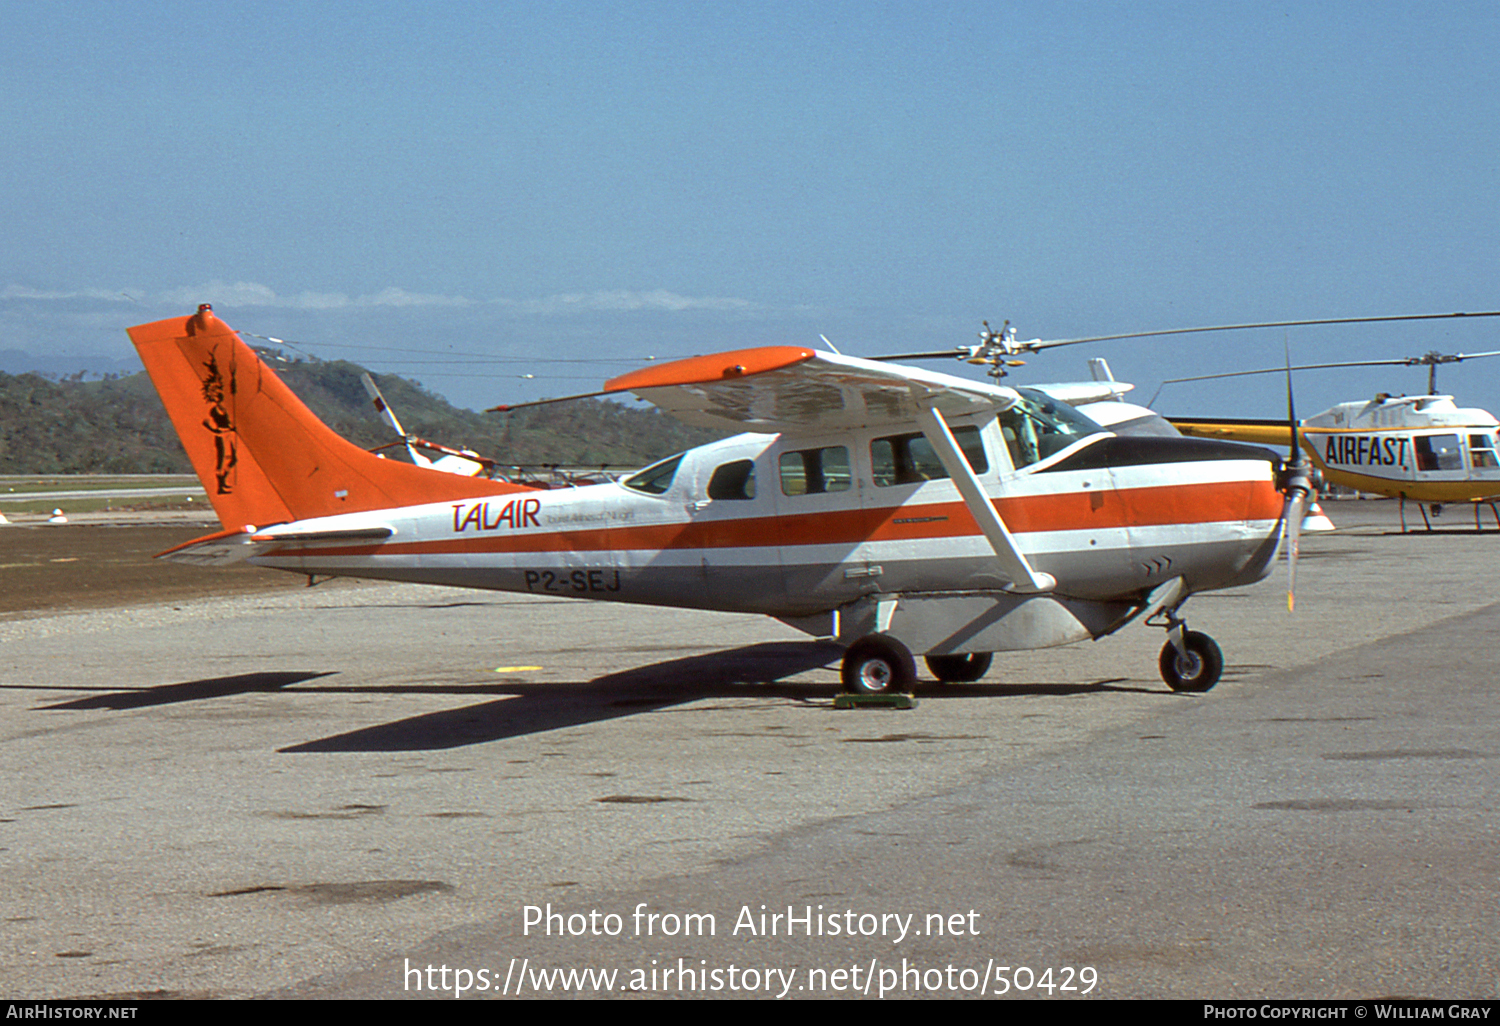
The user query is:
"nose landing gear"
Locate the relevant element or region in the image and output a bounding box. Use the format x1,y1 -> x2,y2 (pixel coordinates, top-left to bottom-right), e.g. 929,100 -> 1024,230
1158,629 -> 1223,692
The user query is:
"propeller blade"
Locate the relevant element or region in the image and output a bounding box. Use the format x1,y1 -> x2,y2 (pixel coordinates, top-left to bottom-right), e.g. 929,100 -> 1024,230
1280,338 -> 1309,611
1285,488 -> 1307,613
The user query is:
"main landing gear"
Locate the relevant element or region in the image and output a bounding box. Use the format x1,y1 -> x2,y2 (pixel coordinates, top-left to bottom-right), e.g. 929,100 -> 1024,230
841,634 -> 918,694
839,636 -> 995,694
924,652 -> 993,683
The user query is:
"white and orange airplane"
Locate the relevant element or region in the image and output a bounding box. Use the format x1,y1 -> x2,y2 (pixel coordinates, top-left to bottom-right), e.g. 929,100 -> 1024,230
129,304 -> 1308,695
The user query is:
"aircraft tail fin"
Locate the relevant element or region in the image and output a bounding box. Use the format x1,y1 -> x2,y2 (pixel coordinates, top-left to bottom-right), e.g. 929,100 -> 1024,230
128,304 -> 524,531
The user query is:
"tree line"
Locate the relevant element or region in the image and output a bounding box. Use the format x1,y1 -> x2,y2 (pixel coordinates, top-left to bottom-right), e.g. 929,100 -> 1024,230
0,361 -> 723,475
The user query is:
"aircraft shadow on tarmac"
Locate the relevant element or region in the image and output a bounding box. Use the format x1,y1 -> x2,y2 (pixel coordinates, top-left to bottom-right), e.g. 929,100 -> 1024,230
37,671 -> 336,710
20,645 -> 1148,751
279,643 -> 1143,753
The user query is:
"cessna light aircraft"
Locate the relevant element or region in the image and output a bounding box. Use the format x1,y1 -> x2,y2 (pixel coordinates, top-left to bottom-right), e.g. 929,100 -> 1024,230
1162,351 -> 1500,530
131,304 -> 1317,695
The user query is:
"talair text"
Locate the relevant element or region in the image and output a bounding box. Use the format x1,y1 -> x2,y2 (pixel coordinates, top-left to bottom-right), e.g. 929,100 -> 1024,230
452,497 -> 543,533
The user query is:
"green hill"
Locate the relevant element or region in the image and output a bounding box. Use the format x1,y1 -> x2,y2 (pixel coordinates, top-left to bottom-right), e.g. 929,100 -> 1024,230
0,360 -> 724,475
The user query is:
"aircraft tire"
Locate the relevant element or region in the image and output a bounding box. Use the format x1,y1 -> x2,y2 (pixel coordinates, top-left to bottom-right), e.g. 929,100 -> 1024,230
1159,631 -> 1223,692
841,634 -> 917,695
924,652 -> 993,683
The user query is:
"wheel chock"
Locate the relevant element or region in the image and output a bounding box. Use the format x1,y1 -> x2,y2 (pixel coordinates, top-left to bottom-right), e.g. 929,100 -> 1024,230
833,692 -> 917,710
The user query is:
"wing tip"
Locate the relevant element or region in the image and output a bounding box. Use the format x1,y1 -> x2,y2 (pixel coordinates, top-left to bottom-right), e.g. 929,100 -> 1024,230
604,346 -> 817,393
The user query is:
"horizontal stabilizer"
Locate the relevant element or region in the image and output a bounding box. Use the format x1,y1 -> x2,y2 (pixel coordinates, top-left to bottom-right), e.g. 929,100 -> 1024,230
250,525 -> 394,543
156,527 -> 270,565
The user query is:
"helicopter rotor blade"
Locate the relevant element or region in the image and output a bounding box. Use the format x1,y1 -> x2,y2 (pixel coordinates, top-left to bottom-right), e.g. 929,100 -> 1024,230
1025,310 -> 1500,352
868,311 -> 1500,367
868,348 -> 976,362
1154,349 -> 1500,404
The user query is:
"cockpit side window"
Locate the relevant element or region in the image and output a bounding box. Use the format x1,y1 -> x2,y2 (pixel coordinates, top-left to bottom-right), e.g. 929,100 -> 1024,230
623,453 -> 684,495
1415,434 -> 1463,471
999,390 -> 1105,469
707,459 -> 757,500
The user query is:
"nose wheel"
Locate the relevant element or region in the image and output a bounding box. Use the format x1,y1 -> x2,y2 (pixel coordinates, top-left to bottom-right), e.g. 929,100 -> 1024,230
1158,629 -> 1223,692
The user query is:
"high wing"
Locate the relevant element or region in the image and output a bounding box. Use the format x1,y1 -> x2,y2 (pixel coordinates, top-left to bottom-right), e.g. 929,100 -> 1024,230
496,346 -> 1024,433
604,346 -> 1061,591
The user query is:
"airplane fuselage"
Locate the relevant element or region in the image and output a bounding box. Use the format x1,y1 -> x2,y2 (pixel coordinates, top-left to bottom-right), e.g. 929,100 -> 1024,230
244,422 -> 1285,651
129,306 -> 1295,690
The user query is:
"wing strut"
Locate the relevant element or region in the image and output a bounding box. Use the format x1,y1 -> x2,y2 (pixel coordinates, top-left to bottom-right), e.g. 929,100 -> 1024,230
914,404 -> 1055,594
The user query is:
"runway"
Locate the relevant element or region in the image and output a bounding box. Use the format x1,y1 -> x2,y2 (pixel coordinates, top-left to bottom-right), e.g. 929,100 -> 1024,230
2,499 -> 1496,999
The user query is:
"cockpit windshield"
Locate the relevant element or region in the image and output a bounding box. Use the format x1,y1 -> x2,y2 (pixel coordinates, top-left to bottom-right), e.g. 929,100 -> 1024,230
622,453 -> 684,495
1000,389 -> 1106,469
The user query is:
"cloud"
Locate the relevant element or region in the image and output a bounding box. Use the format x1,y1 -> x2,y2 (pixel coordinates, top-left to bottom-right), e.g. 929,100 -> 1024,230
154,281 -> 476,310
3,281 -> 752,315
0,286 -> 137,303
357,287 -> 474,308
516,289 -> 754,314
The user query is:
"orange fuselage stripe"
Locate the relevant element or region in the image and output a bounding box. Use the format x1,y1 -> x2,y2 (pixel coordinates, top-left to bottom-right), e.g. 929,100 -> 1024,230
283,479 -> 1282,558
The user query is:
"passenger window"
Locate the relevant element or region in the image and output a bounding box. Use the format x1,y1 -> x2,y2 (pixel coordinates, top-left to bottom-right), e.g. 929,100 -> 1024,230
779,446 -> 852,495
870,427 -> 987,487
707,459 -> 756,500
623,454 -> 683,495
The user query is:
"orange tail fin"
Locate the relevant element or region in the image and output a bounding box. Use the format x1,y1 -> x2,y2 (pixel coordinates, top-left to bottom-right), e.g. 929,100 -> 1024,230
128,305 -> 524,530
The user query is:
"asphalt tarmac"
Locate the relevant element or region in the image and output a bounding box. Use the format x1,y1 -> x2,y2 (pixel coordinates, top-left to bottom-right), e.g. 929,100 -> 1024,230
2,499 -> 1496,1000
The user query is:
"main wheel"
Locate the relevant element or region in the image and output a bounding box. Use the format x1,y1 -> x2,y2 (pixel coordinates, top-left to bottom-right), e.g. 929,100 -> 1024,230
1159,631 -> 1224,692
841,634 -> 918,694
924,652 -> 993,683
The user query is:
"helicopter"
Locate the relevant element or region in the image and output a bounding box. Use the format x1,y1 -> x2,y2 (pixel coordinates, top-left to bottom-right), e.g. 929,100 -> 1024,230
873,314 -> 1500,534
1159,349 -> 1500,531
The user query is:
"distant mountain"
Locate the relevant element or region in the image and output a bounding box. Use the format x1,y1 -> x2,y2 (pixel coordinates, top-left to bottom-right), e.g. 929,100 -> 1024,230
0,359 -> 724,475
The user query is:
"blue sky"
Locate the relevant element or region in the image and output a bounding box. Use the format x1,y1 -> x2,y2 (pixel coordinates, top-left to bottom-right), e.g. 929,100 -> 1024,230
4,1 -> 1500,418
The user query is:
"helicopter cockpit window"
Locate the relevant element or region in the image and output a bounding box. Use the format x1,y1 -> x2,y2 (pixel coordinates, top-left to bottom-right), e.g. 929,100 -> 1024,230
1414,434 -> 1463,472
707,459 -> 757,500
871,427 -> 987,487
999,389 -> 1105,469
780,445 -> 852,495
623,453 -> 684,495
1469,434 -> 1499,469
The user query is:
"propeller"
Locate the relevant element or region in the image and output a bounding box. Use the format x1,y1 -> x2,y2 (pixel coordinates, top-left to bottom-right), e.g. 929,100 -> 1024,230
1279,343 -> 1314,613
